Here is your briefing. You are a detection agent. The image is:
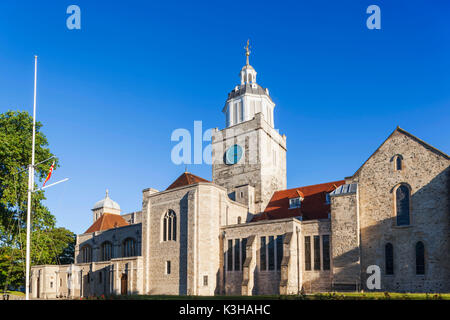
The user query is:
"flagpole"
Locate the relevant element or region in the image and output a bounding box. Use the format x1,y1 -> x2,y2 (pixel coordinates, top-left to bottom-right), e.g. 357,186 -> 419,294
25,55 -> 38,300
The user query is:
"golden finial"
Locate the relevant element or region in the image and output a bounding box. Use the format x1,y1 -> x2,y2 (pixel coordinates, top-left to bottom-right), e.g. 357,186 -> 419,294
244,39 -> 251,65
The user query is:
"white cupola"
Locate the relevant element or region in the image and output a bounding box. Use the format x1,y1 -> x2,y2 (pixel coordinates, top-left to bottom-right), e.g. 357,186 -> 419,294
92,189 -> 121,222
222,40 -> 276,128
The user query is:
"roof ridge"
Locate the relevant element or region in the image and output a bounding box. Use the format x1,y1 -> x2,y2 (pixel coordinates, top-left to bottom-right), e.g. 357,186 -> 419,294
396,127 -> 449,159
347,126 -> 449,179
278,180 -> 346,193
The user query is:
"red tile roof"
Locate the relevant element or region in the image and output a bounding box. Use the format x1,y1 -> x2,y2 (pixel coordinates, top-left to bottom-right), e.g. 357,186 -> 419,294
166,172 -> 210,190
252,180 -> 346,222
85,213 -> 129,234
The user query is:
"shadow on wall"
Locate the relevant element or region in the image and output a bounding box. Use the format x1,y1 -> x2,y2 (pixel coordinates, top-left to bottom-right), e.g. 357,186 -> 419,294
178,194 -> 189,295
333,167 -> 450,293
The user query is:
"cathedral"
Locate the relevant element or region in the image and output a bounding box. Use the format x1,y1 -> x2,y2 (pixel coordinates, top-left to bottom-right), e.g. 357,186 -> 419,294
30,46 -> 450,298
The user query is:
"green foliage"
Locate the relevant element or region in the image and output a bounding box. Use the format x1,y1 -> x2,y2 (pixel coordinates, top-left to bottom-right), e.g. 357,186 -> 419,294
0,110 -> 75,290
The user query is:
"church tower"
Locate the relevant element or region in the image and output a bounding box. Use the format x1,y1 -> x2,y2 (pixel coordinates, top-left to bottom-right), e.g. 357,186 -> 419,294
212,41 -> 287,213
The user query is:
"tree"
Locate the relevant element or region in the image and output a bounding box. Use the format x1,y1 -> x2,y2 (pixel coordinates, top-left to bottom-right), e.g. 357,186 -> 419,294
0,110 -> 75,290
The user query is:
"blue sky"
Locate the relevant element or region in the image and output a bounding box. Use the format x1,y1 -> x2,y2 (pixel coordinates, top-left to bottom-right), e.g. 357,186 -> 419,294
0,0 -> 449,234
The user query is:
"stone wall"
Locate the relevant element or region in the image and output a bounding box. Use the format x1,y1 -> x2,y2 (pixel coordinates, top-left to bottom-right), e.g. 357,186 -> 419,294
330,190 -> 361,290
347,129 -> 450,292
221,218 -> 301,295
212,113 -> 287,213
300,220 -> 333,293
143,182 -> 247,296
75,223 -> 142,264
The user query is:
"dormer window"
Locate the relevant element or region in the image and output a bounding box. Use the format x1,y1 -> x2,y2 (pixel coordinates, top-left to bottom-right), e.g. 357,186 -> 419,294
289,197 -> 301,209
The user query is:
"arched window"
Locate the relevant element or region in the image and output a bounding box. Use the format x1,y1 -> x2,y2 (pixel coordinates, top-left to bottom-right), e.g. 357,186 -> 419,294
248,73 -> 252,83
80,245 -> 92,263
122,238 -> 136,257
416,241 -> 425,275
237,217 -> 242,224
392,154 -> 403,171
385,243 -> 394,275
396,156 -> 402,170
101,241 -> 112,261
163,210 -> 177,241
395,184 -> 410,226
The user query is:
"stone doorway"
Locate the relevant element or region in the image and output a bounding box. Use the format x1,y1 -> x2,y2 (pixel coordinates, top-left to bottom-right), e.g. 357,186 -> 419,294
120,273 -> 127,295
36,277 -> 40,298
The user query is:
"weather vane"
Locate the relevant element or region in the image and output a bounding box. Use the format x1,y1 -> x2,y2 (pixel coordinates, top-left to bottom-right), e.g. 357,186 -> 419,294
245,39 -> 251,65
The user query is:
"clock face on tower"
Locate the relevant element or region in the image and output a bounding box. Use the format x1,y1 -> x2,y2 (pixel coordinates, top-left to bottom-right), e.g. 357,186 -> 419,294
224,144 -> 243,165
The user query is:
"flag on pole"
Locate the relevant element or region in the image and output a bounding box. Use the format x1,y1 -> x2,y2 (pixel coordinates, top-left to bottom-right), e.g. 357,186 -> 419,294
43,161 -> 55,187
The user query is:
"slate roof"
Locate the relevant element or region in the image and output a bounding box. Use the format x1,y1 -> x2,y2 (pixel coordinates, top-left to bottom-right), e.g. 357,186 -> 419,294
329,183 -> 357,196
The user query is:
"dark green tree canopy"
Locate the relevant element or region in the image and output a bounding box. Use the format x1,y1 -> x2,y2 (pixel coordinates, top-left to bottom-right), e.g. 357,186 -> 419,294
0,110 -> 75,290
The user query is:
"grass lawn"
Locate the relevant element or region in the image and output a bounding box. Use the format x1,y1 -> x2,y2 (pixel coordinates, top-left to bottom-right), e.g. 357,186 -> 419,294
3,291 -> 25,297
100,292 -> 450,300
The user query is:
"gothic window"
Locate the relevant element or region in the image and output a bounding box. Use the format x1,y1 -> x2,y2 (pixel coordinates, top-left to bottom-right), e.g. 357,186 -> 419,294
416,241 -> 425,275
313,235 -> 321,270
260,236 -> 267,271
80,245 -> 92,263
322,235 -> 330,270
304,236 -> 311,271
268,236 -> 275,270
101,241 -> 112,261
241,238 -> 247,270
163,210 -> 177,241
234,239 -> 240,271
276,235 -> 283,271
122,238 -> 136,257
395,184 -> 411,226
385,243 -> 394,275
227,239 -> 233,271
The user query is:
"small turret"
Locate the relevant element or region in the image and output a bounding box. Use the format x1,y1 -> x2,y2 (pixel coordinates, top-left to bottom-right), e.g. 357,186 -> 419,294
91,189 -> 121,222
